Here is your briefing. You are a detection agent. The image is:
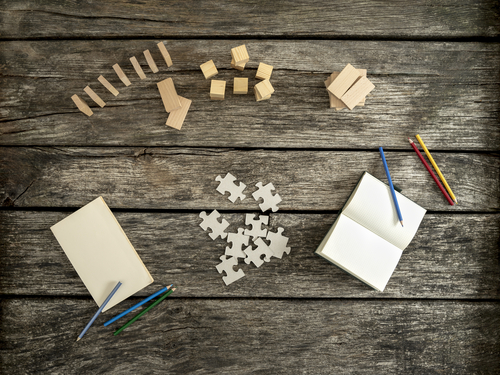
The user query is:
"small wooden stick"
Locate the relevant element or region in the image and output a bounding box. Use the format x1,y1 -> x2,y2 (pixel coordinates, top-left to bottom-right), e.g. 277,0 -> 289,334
71,94 -> 93,116
112,63 -> 131,86
157,42 -> 173,67
130,56 -> 146,79
83,86 -> 106,108
143,50 -> 159,73
97,75 -> 119,96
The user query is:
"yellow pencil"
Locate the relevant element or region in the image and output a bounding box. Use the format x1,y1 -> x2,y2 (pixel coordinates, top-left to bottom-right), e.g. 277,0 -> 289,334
415,134 -> 457,204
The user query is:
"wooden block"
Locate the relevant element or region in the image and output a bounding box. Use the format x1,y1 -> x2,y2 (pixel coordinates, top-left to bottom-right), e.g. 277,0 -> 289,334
166,96 -> 192,130
83,86 -> 106,108
327,63 -> 361,99
71,94 -> 93,116
200,60 -> 218,79
256,62 -> 273,80
112,63 -> 131,86
97,75 -> 119,96
231,45 -> 249,65
157,78 -> 181,112
210,80 -> 226,100
254,86 -> 271,102
130,56 -> 146,79
157,42 -> 173,67
254,79 -> 274,99
324,73 -> 346,110
230,57 -> 246,71
340,76 -> 375,110
353,69 -> 367,106
233,77 -> 248,94
143,49 -> 159,73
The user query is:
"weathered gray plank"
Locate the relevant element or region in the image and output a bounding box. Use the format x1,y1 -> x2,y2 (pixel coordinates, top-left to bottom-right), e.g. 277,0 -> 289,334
1,0 -> 499,39
1,298 -> 499,374
1,211 -> 498,298
1,148 -> 497,211
1,40 -> 499,150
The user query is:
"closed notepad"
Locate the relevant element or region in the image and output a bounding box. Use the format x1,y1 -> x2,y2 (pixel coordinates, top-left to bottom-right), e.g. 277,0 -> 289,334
51,197 -> 154,312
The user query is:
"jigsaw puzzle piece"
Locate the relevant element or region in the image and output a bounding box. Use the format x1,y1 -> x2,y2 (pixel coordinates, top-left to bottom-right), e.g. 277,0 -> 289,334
243,213 -> 269,240
243,238 -> 273,268
215,172 -> 246,203
216,255 -> 245,285
266,227 -> 291,259
225,228 -> 250,259
199,210 -> 229,240
252,182 -> 282,212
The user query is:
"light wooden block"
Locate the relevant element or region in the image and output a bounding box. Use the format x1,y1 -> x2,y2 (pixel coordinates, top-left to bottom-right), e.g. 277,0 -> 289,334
112,63 -> 131,86
83,86 -> 106,108
254,79 -> 274,99
327,63 -> 361,99
97,75 -> 119,96
71,94 -> 93,116
143,49 -> 159,73
200,60 -> 218,79
254,86 -> 271,102
166,96 -> 192,130
231,57 -> 246,71
231,45 -> 249,65
256,62 -> 273,80
210,80 -> 226,100
341,76 -> 375,110
157,42 -> 173,67
157,78 -> 181,112
353,69 -> 367,106
324,73 -> 345,110
130,56 -> 146,80
234,77 -> 248,94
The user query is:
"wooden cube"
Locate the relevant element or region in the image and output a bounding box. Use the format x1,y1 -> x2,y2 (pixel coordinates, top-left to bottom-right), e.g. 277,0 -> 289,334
231,57 -> 246,71
234,77 -> 248,94
210,80 -> 226,100
254,79 -> 274,99
200,60 -> 218,79
231,45 -> 249,65
254,86 -> 271,102
256,62 -> 273,80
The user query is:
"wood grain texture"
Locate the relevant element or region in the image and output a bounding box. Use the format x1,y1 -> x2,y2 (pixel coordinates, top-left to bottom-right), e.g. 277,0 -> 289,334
1,40 -> 499,150
1,298 -> 499,374
1,0 -> 499,39
0,147 -> 497,211
0,211 -> 498,299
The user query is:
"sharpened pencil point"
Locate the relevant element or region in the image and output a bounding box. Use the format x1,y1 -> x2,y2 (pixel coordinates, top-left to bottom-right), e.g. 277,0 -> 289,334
400,221 -> 404,227
76,337 -> 81,342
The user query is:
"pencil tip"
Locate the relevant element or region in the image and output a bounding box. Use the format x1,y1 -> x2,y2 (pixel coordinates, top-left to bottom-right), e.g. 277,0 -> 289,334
76,337 -> 81,342
400,221 -> 404,227
408,138 -> 412,143
454,199 -> 458,204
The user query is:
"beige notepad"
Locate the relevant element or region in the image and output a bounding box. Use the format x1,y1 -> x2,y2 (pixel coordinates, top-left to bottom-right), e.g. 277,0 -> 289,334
51,197 -> 154,311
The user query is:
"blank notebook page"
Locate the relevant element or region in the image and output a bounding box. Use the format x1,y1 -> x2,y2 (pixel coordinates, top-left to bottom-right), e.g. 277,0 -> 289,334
319,214 -> 403,291
342,173 -> 426,250
51,197 -> 153,312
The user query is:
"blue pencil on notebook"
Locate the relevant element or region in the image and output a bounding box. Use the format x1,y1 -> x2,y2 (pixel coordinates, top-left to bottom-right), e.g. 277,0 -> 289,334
103,284 -> 173,327
379,147 -> 404,227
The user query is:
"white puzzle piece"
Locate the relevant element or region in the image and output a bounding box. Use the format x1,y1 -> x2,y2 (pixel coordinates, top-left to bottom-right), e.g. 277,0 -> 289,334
199,210 -> 229,240
243,238 -> 273,268
266,227 -> 291,259
252,182 -> 282,212
216,255 -> 245,285
215,173 -> 246,203
225,228 -> 250,259
244,213 -> 269,240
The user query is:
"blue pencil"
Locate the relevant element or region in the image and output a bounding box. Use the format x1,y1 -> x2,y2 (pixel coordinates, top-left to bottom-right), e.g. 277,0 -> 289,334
103,284 -> 173,327
379,147 -> 404,227
77,281 -> 122,341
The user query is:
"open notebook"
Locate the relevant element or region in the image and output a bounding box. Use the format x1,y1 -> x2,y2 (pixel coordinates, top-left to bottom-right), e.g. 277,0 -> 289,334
51,197 -> 154,312
315,172 -> 426,291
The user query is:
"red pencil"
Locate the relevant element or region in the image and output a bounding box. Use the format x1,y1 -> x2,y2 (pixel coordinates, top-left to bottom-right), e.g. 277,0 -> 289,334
408,138 -> 454,206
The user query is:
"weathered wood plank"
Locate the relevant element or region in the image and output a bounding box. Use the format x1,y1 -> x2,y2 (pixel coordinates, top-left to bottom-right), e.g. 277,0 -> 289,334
1,40 -> 499,150
1,148 -> 497,211
1,211 -> 498,298
1,298 -> 499,374
1,0 -> 499,39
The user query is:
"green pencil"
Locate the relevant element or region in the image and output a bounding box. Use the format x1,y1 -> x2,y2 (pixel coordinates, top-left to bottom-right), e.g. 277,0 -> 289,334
114,287 -> 176,336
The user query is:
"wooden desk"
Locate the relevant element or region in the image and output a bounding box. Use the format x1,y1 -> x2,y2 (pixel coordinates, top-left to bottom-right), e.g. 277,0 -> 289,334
1,1 -> 499,373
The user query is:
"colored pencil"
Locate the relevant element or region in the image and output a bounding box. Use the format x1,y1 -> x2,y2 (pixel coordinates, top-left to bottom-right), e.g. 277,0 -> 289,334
379,147 -> 404,227
114,288 -> 176,336
415,134 -> 457,204
77,281 -> 122,341
104,284 -> 173,327
408,138 -> 454,206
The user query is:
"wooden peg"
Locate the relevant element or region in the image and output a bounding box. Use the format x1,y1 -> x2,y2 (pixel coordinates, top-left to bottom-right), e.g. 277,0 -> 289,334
143,50 -> 159,73
71,94 -> 93,116
130,56 -> 146,79
200,60 -> 218,79
157,42 -> 173,67
210,80 -> 226,100
112,64 -> 131,86
83,86 -> 106,108
97,75 -> 119,96
166,96 -> 192,130
233,77 -> 248,94
231,45 -> 249,65
157,78 -> 181,112
256,63 -> 273,80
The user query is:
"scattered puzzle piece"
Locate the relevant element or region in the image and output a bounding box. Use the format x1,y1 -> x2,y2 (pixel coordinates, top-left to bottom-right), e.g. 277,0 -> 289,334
266,227 -> 291,259
252,182 -> 282,212
244,213 -> 269,240
199,210 -> 229,240
225,228 -> 250,259
244,238 -> 273,267
215,173 -> 246,203
216,255 -> 245,285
